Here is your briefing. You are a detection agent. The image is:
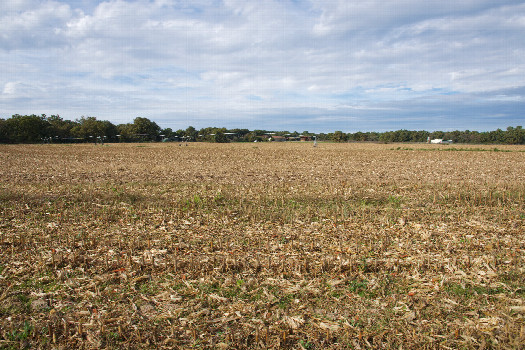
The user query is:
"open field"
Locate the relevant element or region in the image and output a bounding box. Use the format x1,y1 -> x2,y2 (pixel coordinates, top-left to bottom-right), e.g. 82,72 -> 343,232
0,142 -> 524,349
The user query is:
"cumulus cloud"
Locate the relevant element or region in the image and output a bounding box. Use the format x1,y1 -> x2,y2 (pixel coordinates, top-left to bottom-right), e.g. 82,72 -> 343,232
0,0 -> 524,131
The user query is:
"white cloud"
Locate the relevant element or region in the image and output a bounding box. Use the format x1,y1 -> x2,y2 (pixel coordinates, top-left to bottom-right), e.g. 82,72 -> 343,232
2,82 -> 18,95
0,0 -> 72,49
0,0 -> 39,13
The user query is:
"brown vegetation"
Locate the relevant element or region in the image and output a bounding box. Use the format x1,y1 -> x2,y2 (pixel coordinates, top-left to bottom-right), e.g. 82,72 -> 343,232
0,142 -> 524,349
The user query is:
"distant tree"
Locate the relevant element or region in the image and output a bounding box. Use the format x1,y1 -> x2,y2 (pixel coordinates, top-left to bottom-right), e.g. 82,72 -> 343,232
72,116 -> 99,138
243,132 -> 257,142
494,129 -> 505,143
456,130 -> 470,143
488,129 -> 505,143
71,116 -> 115,140
131,117 -> 160,141
47,115 -> 77,140
274,130 -> 289,137
196,127 -> 208,140
253,129 -> 268,136
185,126 -> 197,141
213,131 -> 229,143
411,130 -> 429,142
353,131 -> 369,141
117,123 -> 134,141
102,120 -> 118,140
469,131 -> 482,143
227,129 -> 249,141
394,130 -> 412,142
161,128 -> 175,139
0,118 -> 9,143
431,131 -> 445,140
479,131 -> 491,143
4,114 -> 50,143
331,131 -> 347,142
379,131 -> 394,143
200,127 -> 229,142
443,130 -> 460,143
505,126 -> 525,144
317,133 -> 328,141
516,126 -> 525,144
366,132 -> 380,142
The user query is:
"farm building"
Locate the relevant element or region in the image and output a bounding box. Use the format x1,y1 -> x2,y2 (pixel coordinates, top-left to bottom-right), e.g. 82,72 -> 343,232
428,138 -> 453,144
270,135 -> 286,142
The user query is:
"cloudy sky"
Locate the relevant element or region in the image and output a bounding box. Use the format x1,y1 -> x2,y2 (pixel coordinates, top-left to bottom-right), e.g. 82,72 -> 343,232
1,0 -> 524,132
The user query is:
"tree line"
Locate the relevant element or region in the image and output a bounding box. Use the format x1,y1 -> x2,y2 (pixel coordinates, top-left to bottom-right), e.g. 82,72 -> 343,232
0,114 -> 524,144
326,127 -> 525,144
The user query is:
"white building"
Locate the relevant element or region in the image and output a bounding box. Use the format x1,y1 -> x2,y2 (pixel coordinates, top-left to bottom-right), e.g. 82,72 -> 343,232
429,139 -> 453,144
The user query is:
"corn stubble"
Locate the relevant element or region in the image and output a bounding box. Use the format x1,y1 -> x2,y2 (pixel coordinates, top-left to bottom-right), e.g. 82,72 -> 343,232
0,142 -> 524,349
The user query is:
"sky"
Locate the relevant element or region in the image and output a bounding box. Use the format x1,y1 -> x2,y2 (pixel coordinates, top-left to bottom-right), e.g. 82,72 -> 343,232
1,0 -> 524,133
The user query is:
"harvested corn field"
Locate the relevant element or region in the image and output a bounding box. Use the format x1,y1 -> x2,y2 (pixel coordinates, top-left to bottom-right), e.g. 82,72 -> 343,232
0,142 -> 524,349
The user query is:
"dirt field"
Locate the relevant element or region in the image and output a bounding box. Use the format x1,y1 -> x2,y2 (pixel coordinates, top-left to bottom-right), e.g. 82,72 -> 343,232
1,142 -> 524,349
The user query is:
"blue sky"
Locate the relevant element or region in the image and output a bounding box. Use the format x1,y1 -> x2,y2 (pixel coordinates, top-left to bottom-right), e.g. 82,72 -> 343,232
1,0 -> 524,133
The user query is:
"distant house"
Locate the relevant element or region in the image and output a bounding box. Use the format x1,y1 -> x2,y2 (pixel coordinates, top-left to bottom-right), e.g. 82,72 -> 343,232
270,135 -> 286,142
430,139 -> 453,144
300,135 -> 311,141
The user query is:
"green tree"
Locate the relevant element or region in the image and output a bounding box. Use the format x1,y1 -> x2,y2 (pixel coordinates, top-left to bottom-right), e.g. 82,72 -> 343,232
117,123 -> 134,141
379,131 -> 394,143
443,130 -> 459,143
431,131 -> 445,140
131,117 -> 160,140
101,120 -> 118,140
185,126 -> 197,141
353,131 -> 368,141
161,128 -> 175,139
5,114 -> 50,143
366,132 -> 380,142
505,126 -> 525,144
230,128 -> 250,141
71,116 -> 115,140
0,118 -> 9,143
331,131 -> 347,143
317,132 -> 328,141
487,129 -> 505,143
47,115 -> 77,140
213,131 -> 229,143
198,127 -> 215,141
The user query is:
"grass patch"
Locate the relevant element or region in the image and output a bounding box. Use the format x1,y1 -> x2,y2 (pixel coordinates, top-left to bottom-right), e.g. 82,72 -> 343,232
444,282 -> 506,298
